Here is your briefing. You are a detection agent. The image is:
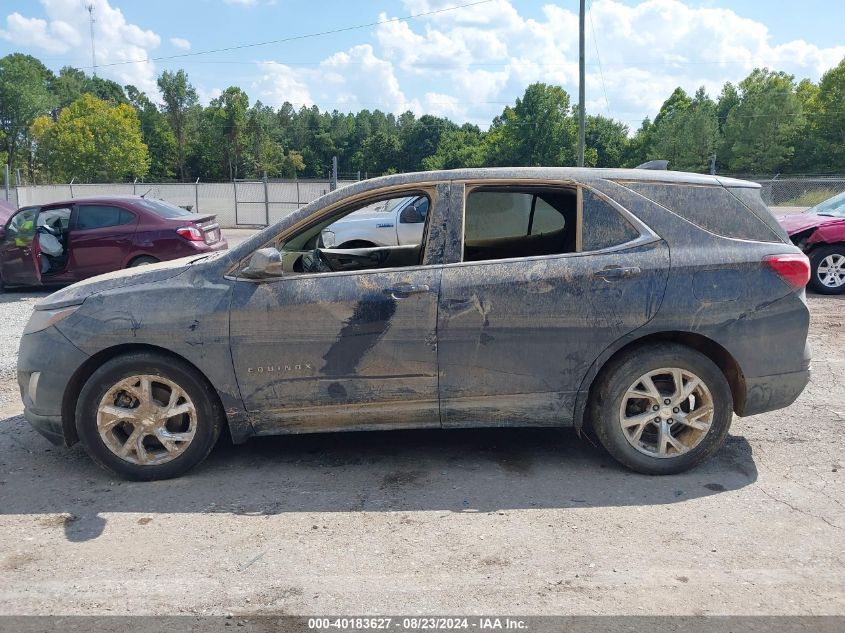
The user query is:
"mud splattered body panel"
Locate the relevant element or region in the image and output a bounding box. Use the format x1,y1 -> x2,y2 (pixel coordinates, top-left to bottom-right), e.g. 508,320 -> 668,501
230,266 -> 442,433
437,241 -> 670,427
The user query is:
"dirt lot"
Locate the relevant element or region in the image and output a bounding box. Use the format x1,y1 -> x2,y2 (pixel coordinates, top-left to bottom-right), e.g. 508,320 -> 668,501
0,289 -> 842,616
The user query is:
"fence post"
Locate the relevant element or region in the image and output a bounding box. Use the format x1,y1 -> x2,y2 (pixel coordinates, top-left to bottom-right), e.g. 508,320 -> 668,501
330,156 -> 338,191
195,178 -> 200,213
232,180 -> 238,225
69,177 -> 75,199
3,164 -> 8,201
296,180 -> 301,208
263,175 -> 270,226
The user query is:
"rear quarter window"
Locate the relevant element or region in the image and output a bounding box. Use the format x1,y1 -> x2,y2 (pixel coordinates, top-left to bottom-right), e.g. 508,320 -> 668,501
620,182 -> 784,243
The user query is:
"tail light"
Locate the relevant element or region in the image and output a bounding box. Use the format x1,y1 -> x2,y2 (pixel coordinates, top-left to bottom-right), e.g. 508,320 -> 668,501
764,253 -> 810,290
176,226 -> 204,242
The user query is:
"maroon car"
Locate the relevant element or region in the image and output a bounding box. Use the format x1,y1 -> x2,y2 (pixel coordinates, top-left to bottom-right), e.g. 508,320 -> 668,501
777,191 -> 845,294
0,196 -> 227,290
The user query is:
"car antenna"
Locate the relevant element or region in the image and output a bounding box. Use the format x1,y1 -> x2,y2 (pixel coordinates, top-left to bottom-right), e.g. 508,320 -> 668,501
139,188 -> 152,198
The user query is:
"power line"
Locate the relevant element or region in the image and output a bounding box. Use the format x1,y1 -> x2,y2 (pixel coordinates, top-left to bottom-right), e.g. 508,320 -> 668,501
74,0 -> 494,71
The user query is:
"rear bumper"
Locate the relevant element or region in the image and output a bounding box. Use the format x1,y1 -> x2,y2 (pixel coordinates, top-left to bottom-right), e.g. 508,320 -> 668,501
737,367 -> 811,417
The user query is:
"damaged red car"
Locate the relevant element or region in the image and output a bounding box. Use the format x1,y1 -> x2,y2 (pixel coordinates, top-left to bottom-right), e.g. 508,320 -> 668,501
0,196 -> 227,291
778,191 -> 845,294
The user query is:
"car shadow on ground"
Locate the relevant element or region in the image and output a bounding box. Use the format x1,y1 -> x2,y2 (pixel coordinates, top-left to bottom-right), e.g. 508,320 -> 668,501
0,415 -> 757,542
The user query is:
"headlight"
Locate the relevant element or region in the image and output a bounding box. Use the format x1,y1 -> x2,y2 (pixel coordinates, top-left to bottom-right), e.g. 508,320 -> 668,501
23,305 -> 81,335
321,230 -> 336,248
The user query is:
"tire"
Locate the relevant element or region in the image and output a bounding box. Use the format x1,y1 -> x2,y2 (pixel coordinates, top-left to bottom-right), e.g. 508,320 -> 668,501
808,245 -> 845,295
75,351 -> 223,480
588,343 -> 733,475
128,256 -> 159,268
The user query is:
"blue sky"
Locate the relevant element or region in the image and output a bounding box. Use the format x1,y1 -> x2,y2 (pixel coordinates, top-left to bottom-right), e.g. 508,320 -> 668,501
2,0 -> 844,130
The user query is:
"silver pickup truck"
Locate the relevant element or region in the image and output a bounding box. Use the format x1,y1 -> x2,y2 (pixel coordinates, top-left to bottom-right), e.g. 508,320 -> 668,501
321,195 -> 428,248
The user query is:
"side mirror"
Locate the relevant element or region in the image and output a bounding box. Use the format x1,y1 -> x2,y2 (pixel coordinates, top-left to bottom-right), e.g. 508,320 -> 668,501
241,247 -> 284,278
399,204 -> 424,224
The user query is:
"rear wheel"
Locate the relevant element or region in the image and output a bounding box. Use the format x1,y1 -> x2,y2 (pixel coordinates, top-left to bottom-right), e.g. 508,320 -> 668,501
809,245 -> 845,294
75,352 -> 222,480
128,256 -> 159,268
588,343 -> 733,475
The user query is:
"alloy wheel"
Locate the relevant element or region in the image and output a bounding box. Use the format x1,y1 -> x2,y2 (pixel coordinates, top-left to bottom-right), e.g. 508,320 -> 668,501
619,368 -> 714,458
817,254 -> 845,288
97,374 -> 197,466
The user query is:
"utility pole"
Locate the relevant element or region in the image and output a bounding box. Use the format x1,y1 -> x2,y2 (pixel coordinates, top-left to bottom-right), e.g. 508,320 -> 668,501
86,4 -> 97,76
577,0 -> 586,167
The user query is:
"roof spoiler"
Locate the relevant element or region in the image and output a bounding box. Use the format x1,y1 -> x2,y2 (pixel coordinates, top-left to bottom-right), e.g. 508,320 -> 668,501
636,160 -> 669,170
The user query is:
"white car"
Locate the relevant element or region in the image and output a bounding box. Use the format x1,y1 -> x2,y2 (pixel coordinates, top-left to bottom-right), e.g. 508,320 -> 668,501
321,195 -> 428,249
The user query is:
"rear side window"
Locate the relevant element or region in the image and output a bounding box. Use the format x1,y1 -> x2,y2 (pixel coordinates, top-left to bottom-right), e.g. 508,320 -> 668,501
582,191 -> 640,251
622,182 -> 782,243
76,205 -> 135,230
726,187 -> 790,242
134,198 -> 194,218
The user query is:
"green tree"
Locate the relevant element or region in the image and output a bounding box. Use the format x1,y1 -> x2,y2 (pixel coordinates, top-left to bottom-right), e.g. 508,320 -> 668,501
649,87 -> 719,172
157,69 -> 198,180
585,115 -> 629,167
485,83 -> 577,166
422,124 -> 486,170
211,86 -> 250,179
805,59 -> 845,172
721,69 -> 804,174
0,53 -> 56,175
126,85 -> 176,180
32,94 -> 149,181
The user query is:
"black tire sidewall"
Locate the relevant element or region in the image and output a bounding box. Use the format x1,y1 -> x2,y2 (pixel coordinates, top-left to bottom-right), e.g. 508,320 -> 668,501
76,352 -> 221,480
589,343 -> 733,475
809,245 -> 845,295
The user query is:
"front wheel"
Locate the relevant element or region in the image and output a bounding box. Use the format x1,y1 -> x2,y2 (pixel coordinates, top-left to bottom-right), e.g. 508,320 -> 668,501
75,352 -> 222,480
808,245 -> 845,294
588,343 -> 733,475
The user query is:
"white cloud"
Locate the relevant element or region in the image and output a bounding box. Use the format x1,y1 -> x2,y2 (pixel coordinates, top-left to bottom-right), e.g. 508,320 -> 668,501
170,37 -> 191,50
1,0 -> 161,94
255,44 -> 419,114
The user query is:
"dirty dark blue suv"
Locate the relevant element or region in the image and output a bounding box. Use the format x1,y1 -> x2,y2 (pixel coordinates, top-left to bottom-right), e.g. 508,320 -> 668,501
18,168 -> 811,480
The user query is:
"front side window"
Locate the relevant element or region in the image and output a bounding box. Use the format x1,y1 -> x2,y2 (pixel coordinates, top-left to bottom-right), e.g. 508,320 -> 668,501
240,191 -> 433,279
6,206 -> 38,246
76,205 -> 136,230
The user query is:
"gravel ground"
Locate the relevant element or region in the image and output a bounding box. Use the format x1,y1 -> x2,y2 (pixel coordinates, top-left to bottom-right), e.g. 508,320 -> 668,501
0,289 -> 842,616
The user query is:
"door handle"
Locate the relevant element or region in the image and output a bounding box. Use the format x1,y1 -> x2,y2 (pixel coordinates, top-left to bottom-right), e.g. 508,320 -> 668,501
384,283 -> 430,298
594,266 -> 641,281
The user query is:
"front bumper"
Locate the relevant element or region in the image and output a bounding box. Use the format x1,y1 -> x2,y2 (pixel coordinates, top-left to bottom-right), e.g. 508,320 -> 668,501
17,324 -> 89,446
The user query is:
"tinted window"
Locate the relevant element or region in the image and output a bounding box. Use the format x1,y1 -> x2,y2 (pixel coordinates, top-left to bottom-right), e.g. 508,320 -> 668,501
582,191 -> 640,251
463,188 -> 577,262
623,182 -> 782,243
76,205 -> 135,230
134,198 -> 195,219
727,187 -> 790,242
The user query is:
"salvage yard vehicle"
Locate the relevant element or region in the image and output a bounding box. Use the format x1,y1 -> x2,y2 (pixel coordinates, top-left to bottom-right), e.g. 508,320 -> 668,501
0,196 -> 227,290
18,168 -> 811,480
320,195 -> 428,249
777,190 -> 845,294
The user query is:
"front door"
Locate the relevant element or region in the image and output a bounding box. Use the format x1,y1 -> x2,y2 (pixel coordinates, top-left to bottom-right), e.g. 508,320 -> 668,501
437,183 -> 670,427
0,206 -> 41,286
229,185 -> 448,434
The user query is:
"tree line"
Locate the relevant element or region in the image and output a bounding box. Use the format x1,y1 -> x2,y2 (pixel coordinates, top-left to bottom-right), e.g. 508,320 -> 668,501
1,52 -> 845,184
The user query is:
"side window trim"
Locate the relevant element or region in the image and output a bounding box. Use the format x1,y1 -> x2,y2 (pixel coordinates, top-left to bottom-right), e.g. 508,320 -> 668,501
229,183 -> 447,281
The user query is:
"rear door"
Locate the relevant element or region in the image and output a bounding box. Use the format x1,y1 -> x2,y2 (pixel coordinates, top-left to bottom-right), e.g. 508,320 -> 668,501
0,206 -> 42,286
68,204 -> 138,279
437,182 -> 670,427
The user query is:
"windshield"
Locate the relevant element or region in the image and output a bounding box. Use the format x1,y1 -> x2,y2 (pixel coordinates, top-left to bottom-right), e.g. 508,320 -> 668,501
134,198 -> 196,218
807,190 -> 845,217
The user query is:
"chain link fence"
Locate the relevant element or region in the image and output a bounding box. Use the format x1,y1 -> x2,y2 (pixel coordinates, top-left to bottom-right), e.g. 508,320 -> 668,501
8,179 -> 357,228
730,177 -> 845,208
